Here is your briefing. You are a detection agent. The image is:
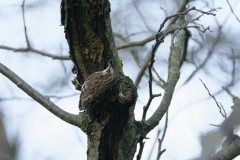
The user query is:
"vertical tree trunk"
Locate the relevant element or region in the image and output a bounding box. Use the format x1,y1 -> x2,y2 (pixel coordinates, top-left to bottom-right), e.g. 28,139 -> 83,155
61,0 -> 139,159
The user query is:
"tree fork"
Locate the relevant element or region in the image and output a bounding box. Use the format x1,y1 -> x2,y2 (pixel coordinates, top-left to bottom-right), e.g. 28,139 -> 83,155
61,0 -> 138,159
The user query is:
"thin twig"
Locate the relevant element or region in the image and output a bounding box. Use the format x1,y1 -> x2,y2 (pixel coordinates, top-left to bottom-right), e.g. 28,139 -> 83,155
136,137 -> 145,160
219,102 -> 226,117
144,7 -> 214,132
0,96 -> 32,102
226,0 -> 240,23
45,93 -> 79,100
152,67 -> 166,87
156,111 -> 168,160
157,149 -> 166,159
117,0 -> 189,51
147,129 -> 162,159
124,31 -> 151,39
117,35 -> 155,50
145,22 -> 197,134
0,45 -> 70,60
198,96 -> 240,159
133,3 -> 154,32
21,0 -> 30,47
183,26 -> 222,85
0,1 -> 70,60
141,42 -> 162,121
199,79 -> 226,118
230,47 -> 236,85
135,7 -> 219,86
159,7 -> 168,17
209,124 -> 221,127
156,7 -> 216,37
114,33 -> 165,88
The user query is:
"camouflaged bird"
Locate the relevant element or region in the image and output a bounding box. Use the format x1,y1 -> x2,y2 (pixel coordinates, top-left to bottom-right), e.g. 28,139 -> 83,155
79,62 -> 119,118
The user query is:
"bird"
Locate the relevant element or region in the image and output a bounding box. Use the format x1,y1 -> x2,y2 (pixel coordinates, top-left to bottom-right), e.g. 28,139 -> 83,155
79,62 -> 119,118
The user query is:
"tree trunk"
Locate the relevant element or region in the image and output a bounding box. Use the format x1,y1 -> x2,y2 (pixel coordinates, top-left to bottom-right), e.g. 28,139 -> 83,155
61,0 -> 139,159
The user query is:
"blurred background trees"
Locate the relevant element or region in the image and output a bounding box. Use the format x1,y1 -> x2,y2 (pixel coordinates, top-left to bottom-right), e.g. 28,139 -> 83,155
0,0 -> 240,159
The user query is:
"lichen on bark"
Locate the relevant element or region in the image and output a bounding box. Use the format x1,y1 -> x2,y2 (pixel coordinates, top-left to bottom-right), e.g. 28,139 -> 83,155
61,0 -> 138,159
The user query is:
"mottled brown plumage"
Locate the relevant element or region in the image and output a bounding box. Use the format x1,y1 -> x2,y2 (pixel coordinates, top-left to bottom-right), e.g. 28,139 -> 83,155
79,63 -> 119,117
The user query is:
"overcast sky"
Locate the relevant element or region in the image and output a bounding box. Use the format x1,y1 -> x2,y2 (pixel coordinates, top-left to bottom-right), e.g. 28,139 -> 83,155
0,0 -> 240,160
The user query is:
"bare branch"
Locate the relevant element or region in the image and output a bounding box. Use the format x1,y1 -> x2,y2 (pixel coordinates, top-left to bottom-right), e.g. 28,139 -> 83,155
183,26 -> 222,85
230,47 -> 236,85
117,0 -> 189,51
156,111 -> 168,160
113,33 -> 165,88
133,3 -> 154,32
143,6 -> 216,132
147,129 -> 161,159
199,79 -> 226,119
0,96 -> 32,102
0,45 -> 70,60
45,93 -> 79,100
196,97 -> 240,160
202,62 -> 239,99
137,36 -> 162,158
211,135 -> 240,160
226,0 -> 240,23
141,45 -> 162,121
117,35 -> 155,50
0,63 -> 86,130
136,137 -> 145,160
169,0 -> 190,25
21,0 -> 30,47
156,149 -> 166,160
152,67 -> 166,87
228,55 -> 240,59
156,7 -> 216,36
209,124 -> 221,127
134,52 -> 151,86
135,7 -> 218,87
145,28 -> 183,133
0,1 -> 70,60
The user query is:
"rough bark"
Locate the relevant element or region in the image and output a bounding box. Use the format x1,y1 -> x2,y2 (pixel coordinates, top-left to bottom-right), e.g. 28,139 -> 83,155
61,0 -> 139,159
